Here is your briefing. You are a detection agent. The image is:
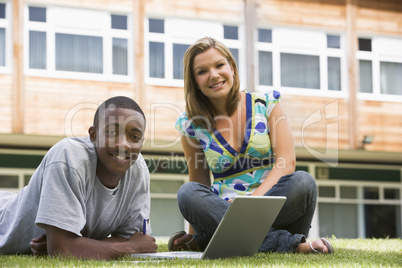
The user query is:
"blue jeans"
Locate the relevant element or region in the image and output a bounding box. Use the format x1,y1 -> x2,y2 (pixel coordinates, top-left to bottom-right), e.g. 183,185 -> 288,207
177,170 -> 317,253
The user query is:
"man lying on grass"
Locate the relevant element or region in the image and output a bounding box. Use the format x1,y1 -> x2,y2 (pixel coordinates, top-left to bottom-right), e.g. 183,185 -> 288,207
0,96 -> 157,260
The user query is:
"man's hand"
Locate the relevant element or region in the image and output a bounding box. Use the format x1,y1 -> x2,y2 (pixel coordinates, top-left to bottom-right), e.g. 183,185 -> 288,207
30,234 -> 48,256
126,232 -> 158,253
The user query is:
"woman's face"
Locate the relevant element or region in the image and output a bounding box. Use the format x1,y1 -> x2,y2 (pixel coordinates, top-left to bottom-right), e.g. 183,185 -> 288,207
192,48 -> 234,102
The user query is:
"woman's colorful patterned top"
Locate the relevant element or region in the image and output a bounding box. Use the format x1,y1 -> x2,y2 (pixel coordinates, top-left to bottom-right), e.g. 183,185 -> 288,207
175,90 -> 281,200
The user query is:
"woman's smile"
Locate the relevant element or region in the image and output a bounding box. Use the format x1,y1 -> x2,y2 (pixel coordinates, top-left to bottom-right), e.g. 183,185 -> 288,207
210,81 -> 225,89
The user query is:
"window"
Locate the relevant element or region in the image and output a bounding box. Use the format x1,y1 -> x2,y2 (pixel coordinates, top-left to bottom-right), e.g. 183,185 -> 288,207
149,41 -> 164,78
357,36 -> 402,100
384,188 -> 400,200
0,174 -> 19,188
0,27 -> 5,67
113,38 -> 128,75
340,186 -> 357,199
258,29 -> 272,43
327,35 -> 340,49
256,28 -> 345,96
0,169 -> 36,192
25,6 -> 132,81
223,25 -> 238,40
258,51 -> 272,86
364,187 -> 379,200
0,3 -> 5,19
380,61 -> 402,95
29,31 -> 46,69
0,2 -> 10,71
56,34 -> 103,73
328,57 -> 341,91
173,43 -> 189,79
319,203 -> 358,238
281,53 -> 320,89
359,60 -> 373,93
318,186 -> 336,198
29,6 -> 46,22
111,14 -> 127,30
145,18 -> 242,87
358,38 -> 371,51
149,18 -> 164,33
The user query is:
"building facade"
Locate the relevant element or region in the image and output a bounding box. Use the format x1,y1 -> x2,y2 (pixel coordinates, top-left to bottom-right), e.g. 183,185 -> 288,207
0,0 -> 401,238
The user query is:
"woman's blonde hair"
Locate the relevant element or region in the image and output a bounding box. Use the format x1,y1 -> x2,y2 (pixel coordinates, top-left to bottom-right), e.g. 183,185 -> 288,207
183,37 -> 240,129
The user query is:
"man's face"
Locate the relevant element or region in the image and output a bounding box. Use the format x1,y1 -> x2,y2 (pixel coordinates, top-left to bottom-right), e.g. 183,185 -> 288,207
89,108 -> 146,185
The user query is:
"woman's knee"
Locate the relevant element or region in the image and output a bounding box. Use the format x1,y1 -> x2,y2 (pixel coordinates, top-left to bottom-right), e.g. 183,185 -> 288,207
294,170 -> 316,185
177,181 -> 211,206
292,170 -> 317,196
177,182 -> 196,204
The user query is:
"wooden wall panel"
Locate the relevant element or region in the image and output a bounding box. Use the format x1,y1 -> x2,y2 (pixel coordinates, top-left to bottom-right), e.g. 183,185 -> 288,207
145,0 -> 244,21
358,100 -> 402,152
281,94 -> 349,150
257,0 -> 347,29
142,85 -> 186,147
0,75 -> 13,133
257,0 -> 402,36
27,0 -> 134,11
24,77 -> 136,137
356,0 -> 402,35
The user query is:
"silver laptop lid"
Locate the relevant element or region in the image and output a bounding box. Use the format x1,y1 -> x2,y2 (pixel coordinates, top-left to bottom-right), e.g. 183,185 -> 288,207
202,195 -> 286,259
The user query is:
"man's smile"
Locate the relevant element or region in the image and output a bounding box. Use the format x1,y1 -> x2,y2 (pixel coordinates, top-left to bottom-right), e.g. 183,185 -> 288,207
109,153 -> 130,162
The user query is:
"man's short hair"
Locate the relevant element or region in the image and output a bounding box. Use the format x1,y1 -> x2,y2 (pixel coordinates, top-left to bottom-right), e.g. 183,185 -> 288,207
93,96 -> 145,127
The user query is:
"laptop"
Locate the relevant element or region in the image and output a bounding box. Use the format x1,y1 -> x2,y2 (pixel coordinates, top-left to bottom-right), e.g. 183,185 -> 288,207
131,195 -> 286,260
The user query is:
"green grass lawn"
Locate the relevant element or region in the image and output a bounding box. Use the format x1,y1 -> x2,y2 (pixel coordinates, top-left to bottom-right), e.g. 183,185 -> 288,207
1,238 -> 401,267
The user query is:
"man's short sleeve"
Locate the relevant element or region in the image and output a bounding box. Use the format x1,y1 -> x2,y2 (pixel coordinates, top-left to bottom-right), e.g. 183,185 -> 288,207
35,163 -> 86,236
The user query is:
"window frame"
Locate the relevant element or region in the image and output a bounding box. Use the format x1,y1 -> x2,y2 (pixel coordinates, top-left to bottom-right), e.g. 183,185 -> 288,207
357,36 -> 402,102
23,5 -> 134,82
144,17 -> 244,88
255,27 -> 347,98
0,1 -> 12,73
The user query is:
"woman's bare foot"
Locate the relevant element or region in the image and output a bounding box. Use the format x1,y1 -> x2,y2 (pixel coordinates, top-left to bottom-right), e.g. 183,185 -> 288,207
296,238 -> 333,254
168,231 -> 199,251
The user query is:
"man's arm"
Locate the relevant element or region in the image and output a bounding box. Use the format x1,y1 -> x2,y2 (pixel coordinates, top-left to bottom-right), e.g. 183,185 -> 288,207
44,225 -> 157,260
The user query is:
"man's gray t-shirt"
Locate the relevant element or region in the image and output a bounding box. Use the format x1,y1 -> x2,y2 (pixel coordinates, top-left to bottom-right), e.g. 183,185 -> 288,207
0,137 -> 151,254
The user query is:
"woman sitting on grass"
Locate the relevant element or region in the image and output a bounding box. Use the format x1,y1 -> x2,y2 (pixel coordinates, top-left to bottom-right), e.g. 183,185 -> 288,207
169,37 -> 333,254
